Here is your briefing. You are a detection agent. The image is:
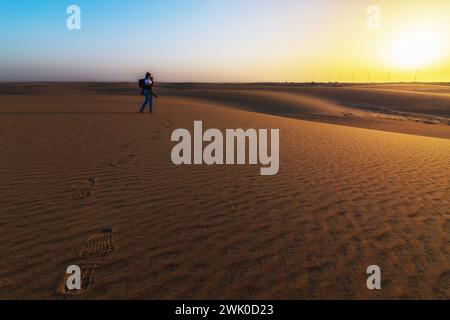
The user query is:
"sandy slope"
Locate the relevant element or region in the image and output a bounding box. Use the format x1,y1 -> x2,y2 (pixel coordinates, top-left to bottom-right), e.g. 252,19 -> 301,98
355,84 -> 450,95
0,90 -> 448,299
158,84 -> 450,138
278,84 -> 450,117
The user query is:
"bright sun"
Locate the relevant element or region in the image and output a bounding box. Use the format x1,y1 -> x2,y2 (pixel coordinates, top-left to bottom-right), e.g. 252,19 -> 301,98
389,28 -> 443,69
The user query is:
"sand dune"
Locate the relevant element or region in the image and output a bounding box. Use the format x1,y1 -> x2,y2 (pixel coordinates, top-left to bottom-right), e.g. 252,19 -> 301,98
158,83 -> 450,118
325,85 -> 450,117
355,84 -> 450,95
159,85 -> 450,139
160,89 -> 351,117
0,85 -> 448,299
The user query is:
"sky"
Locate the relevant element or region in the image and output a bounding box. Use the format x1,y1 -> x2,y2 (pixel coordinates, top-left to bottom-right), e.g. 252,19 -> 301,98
0,0 -> 449,82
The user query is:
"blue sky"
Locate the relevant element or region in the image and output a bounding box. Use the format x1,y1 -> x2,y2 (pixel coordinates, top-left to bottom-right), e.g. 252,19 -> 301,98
0,0 -> 209,81
0,0 -> 340,81
0,0 -> 449,82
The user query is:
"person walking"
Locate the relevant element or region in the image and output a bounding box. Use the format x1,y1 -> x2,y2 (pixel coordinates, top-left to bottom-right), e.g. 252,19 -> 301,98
140,72 -> 156,113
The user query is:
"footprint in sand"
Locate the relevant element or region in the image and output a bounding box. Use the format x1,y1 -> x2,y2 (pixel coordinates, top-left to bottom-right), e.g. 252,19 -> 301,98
69,177 -> 97,201
57,228 -> 117,296
79,228 -> 117,259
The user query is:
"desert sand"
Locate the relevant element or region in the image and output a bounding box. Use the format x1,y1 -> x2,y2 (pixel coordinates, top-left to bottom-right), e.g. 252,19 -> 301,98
0,83 -> 448,299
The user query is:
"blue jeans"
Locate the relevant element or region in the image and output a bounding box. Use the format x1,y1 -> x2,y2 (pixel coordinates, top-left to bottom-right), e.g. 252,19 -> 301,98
140,89 -> 153,113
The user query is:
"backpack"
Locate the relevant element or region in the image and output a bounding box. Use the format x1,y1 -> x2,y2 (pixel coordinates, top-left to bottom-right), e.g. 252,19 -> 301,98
138,79 -> 145,89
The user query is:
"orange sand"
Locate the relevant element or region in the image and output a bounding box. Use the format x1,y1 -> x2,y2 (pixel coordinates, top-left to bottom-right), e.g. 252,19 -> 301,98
0,84 -> 448,299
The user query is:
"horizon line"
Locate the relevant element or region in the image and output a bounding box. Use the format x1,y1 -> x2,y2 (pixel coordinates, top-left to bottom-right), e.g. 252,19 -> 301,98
1,81 -> 449,85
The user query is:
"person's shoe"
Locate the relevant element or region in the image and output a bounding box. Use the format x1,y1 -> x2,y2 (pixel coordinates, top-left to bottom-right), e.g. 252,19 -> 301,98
139,110 -> 144,113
